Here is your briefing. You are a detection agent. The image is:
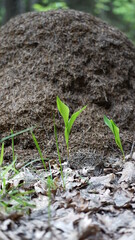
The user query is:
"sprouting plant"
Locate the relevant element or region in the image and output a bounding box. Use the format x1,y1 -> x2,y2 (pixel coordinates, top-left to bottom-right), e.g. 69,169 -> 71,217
104,115 -> 125,159
56,96 -> 87,157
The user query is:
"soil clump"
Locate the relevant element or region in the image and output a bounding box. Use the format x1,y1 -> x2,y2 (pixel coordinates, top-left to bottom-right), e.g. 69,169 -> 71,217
0,10 -> 135,165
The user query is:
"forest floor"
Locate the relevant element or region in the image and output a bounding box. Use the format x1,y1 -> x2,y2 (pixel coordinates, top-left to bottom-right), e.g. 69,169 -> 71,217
0,131 -> 135,240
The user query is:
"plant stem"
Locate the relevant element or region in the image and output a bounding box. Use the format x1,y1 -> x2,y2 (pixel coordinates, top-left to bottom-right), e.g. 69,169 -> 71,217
0,142 -> 4,166
67,147 -> 69,158
53,115 -> 65,189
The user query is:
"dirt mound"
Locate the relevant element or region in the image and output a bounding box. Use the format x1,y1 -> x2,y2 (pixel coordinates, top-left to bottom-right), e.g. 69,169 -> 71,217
0,10 -> 135,162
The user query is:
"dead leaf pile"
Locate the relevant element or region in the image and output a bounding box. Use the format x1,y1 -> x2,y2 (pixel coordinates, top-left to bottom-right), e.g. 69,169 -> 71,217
0,157 -> 135,240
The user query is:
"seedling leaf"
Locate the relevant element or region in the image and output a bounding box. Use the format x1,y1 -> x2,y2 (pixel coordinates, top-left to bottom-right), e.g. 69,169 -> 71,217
68,106 -> 87,135
104,115 -> 114,133
111,120 -> 124,156
104,115 -> 124,158
57,96 -> 69,126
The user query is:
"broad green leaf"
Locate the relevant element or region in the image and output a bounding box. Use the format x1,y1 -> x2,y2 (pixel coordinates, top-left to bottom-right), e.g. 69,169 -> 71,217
57,96 -> 69,127
68,106 -> 87,135
104,115 -> 114,133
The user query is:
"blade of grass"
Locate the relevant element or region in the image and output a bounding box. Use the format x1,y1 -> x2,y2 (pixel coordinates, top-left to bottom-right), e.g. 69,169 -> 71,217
1,156 -> 18,178
9,189 -> 35,197
0,142 -> 4,166
23,158 -> 49,168
31,131 -> 47,171
10,196 -> 36,210
0,126 -> 36,143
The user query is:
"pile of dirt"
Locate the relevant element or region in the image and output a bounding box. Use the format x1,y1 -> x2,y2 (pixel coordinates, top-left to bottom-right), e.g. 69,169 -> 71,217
0,10 -> 135,164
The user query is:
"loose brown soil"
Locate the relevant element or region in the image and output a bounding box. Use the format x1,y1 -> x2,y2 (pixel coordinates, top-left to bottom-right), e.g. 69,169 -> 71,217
0,9 -> 135,164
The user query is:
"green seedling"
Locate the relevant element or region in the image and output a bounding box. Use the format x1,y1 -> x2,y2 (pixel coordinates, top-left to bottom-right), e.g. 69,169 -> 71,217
104,115 -> 125,159
57,96 -> 87,157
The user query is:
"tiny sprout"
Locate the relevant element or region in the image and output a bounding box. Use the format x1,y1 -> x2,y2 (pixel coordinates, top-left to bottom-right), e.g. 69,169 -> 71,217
57,96 -> 87,157
104,115 -> 125,159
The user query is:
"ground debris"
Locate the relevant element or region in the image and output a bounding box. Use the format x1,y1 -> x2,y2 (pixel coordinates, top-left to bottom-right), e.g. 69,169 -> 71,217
0,156 -> 135,239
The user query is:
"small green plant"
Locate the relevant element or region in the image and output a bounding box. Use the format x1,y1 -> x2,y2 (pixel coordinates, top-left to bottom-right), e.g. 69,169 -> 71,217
104,115 -> 125,159
0,127 -> 37,214
56,96 -> 87,157
0,157 -> 35,214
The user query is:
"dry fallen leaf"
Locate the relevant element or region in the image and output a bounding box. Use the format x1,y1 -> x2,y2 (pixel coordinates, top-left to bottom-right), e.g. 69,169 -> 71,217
78,216 -> 102,240
90,173 -> 115,188
119,162 -> 135,183
113,188 -> 133,207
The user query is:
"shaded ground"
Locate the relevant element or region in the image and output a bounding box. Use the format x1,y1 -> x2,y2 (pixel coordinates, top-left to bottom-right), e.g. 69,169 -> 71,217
0,9 -> 135,240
